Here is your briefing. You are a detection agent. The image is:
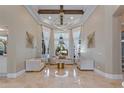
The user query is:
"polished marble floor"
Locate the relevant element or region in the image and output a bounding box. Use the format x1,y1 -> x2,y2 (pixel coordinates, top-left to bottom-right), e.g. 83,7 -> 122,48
0,65 -> 123,88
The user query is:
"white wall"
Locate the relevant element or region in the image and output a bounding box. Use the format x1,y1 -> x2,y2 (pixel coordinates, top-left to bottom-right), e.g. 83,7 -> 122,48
82,5 -> 122,74
0,56 -> 7,74
0,6 -> 41,73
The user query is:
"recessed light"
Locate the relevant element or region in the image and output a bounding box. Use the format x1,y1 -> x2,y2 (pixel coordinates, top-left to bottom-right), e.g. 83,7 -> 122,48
70,16 -> 74,20
48,16 -> 52,20
0,28 -> 5,31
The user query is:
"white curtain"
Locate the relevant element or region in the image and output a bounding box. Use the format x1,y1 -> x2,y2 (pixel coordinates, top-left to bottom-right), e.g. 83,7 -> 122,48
69,30 -> 74,58
72,27 -> 81,58
42,26 -> 51,55
54,32 -> 61,49
49,29 -> 55,57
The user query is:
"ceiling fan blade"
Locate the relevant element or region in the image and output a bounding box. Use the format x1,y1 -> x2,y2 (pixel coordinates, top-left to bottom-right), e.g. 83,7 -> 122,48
38,10 -> 60,14
63,10 -> 84,14
38,9 -> 84,14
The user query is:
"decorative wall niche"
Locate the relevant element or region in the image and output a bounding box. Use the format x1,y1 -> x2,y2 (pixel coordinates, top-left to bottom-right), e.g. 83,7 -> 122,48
87,32 -> 95,48
26,32 -> 34,48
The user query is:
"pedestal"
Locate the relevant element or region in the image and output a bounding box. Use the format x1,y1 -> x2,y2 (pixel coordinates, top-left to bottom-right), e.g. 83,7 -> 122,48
57,63 -> 64,69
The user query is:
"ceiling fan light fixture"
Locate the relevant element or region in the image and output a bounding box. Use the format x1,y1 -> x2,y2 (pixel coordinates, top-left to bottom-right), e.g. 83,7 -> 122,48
60,12 -> 64,16
48,16 -> 52,20
70,16 -> 74,20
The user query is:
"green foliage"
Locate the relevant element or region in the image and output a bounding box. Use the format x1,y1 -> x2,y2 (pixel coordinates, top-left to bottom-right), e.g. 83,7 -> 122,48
0,42 -> 4,51
55,44 -> 68,56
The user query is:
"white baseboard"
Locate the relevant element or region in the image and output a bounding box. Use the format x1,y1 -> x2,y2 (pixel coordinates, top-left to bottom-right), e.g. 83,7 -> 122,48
7,69 -> 25,78
94,68 -> 123,80
0,73 -> 7,77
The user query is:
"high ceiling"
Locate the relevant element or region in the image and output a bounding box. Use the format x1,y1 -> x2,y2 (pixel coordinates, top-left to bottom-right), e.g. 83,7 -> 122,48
25,5 -> 97,31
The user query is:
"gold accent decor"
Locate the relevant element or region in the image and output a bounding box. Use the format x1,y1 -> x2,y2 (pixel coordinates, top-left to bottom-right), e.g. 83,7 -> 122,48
57,63 -> 64,69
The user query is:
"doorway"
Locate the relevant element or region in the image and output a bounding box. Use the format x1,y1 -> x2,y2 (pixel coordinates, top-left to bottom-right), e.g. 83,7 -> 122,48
0,25 -> 8,77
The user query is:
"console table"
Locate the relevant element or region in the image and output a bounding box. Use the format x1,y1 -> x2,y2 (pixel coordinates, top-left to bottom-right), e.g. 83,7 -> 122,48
25,58 -> 45,71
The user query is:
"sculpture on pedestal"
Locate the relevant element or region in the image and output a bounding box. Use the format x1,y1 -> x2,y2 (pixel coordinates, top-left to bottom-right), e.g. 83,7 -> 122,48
55,36 -> 68,59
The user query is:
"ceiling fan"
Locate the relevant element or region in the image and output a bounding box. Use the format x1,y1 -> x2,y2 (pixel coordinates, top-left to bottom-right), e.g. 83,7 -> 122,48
38,5 -> 84,25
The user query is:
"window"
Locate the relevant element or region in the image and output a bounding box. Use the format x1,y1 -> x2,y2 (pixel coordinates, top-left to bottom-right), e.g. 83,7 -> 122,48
0,36 -> 7,55
54,31 -> 69,56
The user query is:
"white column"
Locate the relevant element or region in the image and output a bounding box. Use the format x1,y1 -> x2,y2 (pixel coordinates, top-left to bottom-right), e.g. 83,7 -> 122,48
36,25 -> 42,58
80,25 -> 87,53
111,16 -> 122,74
69,29 -> 74,58
63,32 -> 69,50
49,29 -> 55,58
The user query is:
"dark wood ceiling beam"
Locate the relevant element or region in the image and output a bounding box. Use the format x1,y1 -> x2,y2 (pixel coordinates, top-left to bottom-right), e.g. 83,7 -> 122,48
38,10 -> 84,14
38,10 -> 60,14
63,10 -> 84,14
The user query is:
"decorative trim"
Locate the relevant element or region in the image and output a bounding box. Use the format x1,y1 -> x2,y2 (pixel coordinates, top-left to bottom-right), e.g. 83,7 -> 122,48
7,69 -> 25,78
94,68 -> 123,80
24,6 -> 55,29
24,6 -> 41,25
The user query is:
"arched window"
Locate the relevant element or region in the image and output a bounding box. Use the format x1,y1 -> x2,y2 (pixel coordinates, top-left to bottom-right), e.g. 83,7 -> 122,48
0,36 -> 7,55
0,41 -> 4,55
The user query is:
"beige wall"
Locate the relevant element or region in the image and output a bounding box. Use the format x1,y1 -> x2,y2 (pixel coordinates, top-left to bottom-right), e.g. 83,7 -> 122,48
0,31 -> 8,36
83,5 -> 122,74
35,25 -> 42,58
83,6 -> 106,72
0,6 -> 41,73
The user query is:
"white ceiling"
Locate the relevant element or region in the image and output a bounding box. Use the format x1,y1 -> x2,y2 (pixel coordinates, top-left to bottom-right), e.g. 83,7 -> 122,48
25,5 -> 97,31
